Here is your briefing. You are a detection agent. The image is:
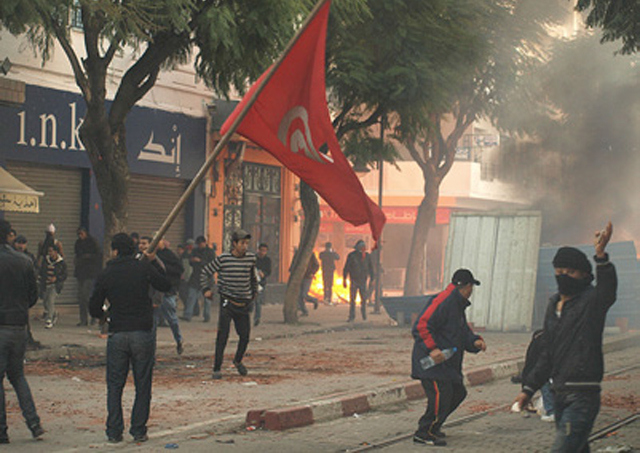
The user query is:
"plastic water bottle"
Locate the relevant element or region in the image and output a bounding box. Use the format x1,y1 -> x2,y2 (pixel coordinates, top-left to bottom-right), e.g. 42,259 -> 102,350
420,347 -> 458,370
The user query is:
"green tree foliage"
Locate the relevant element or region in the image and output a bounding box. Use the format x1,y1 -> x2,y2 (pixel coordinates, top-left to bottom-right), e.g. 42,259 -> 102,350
577,0 -> 640,54
0,0 -> 305,245
394,0 -> 566,295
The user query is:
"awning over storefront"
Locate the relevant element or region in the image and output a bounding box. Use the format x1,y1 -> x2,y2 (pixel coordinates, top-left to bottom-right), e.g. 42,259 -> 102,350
0,166 -> 44,213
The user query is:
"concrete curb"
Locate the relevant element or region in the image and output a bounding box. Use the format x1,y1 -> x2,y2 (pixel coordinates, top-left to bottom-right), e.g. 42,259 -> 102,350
244,331 -> 640,431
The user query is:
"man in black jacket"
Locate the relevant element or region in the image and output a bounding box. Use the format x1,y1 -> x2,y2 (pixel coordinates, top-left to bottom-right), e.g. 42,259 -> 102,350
0,220 -> 44,443
74,226 -> 102,326
319,242 -> 340,305
514,222 -> 616,452
343,240 -> 373,322
155,238 -> 185,355
89,233 -> 170,443
411,268 -> 486,446
184,236 -> 215,322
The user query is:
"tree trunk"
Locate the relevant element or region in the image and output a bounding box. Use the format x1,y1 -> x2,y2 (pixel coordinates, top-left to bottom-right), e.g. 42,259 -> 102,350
80,109 -> 130,255
403,173 -> 440,296
283,181 -> 320,323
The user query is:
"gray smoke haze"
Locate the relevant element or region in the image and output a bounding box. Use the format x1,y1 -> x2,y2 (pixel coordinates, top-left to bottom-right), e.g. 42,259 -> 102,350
499,33 -> 640,248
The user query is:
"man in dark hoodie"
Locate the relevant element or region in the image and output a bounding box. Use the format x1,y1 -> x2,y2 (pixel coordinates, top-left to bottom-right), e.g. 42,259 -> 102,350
0,220 -> 44,443
343,240 -> 373,322
411,268 -> 486,447
514,222 -> 616,452
74,226 -> 102,326
89,233 -> 170,443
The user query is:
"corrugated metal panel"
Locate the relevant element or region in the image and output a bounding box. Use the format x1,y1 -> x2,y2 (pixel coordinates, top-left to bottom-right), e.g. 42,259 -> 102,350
444,211 -> 542,331
5,161 -> 82,305
535,241 -> 640,329
128,174 -> 187,248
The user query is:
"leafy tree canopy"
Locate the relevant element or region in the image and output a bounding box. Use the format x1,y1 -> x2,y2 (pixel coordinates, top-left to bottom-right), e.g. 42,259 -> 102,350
577,0 -> 640,54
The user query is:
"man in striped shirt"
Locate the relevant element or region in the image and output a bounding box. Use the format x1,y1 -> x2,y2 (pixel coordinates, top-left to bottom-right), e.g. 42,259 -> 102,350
201,229 -> 258,379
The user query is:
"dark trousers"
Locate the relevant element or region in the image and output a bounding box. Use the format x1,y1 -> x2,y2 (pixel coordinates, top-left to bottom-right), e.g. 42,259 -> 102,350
106,331 -> 155,439
551,390 -> 600,453
348,282 -> 368,320
416,379 -> 467,437
214,302 -> 251,372
0,327 -> 40,438
297,278 -> 314,314
322,270 -> 334,302
77,278 -> 95,324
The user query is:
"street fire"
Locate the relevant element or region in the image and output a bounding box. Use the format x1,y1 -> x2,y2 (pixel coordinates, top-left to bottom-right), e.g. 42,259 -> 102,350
308,269 -> 365,305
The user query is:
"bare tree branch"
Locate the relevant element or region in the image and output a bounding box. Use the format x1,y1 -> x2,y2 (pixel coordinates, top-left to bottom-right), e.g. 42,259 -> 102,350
336,106 -> 383,139
406,139 -> 427,171
33,4 -> 89,98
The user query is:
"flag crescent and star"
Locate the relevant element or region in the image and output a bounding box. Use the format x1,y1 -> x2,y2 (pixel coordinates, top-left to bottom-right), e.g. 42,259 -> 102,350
220,1 -> 386,244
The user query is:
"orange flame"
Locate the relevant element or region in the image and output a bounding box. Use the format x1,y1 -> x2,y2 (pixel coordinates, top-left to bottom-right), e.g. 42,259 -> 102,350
308,269 -> 364,305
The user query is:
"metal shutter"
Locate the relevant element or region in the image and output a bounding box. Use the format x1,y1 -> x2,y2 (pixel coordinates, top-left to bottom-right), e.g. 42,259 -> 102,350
128,174 -> 187,249
5,161 -> 82,305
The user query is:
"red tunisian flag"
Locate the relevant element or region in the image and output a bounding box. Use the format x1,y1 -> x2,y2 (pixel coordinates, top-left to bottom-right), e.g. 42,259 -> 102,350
220,1 -> 386,243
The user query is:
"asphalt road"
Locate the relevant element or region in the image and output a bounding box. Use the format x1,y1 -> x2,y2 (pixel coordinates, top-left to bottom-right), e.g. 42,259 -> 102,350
102,345 -> 640,453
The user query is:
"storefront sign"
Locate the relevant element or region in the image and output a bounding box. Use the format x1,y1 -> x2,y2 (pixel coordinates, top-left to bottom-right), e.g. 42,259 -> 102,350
0,85 -> 205,179
0,193 -> 39,213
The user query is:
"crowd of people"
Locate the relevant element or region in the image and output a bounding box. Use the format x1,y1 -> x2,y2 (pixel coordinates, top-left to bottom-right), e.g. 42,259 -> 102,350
0,216 -> 617,451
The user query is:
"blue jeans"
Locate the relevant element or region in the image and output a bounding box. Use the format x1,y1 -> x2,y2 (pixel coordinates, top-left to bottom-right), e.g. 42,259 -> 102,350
0,327 -> 40,438
297,278 -> 313,314
183,286 -> 201,320
541,382 -> 555,416
552,390 -> 600,452
153,294 -> 182,344
106,331 -> 155,439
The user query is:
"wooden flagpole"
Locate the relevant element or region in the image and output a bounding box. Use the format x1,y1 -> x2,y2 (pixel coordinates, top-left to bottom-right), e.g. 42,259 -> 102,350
149,0 -> 331,252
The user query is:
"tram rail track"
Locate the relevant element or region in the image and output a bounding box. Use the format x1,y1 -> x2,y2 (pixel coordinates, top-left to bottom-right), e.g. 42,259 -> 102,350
348,363 -> 640,452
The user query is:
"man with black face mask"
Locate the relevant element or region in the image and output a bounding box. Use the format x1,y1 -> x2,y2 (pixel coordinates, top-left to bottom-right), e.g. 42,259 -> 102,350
514,222 -> 616,452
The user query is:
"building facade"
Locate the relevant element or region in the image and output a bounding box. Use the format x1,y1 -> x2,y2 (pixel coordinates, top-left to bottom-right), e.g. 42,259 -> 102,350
0,29 -> 211,305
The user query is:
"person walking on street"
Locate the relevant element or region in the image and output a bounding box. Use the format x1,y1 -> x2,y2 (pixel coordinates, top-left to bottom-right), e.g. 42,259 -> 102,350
201,229 -> 258,379
39,244 -> 67,329
89,233 -> 170,443
254,243 -> 272,327
184,236 -> 215,322
411,268 -> 486,447
319,242 -> 340,305
514,222 -> 616,452
74,226 -> 102,326
298,252 -> 319,316
155,239 -> 185,355
0,220 -> 45,443
343,240 -> 373,322
12,236 -> 41,349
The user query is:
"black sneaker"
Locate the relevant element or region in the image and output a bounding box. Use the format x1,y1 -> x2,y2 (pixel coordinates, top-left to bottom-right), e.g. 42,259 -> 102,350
212,370 -> 222,380
176,341 -> 184,355
433,428 -> 447,438
0,437 -> 8,444
107,435 -> 123,443
234,361 -> 248,376
30,424 -> 45,440
413,434 -> 446,446
133,433 -> 148,443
